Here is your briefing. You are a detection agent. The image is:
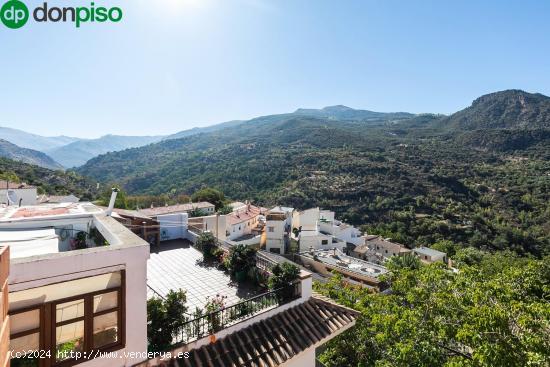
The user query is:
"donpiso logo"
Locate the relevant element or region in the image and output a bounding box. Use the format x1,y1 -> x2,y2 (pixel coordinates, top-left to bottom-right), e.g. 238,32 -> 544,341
1,0 -> 122,29
0,0 -> 29,29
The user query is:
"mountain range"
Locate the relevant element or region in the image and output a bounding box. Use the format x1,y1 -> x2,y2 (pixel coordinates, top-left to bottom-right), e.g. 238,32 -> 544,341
0,105 -> 421,168
0,139 -> 63,170
1,89 -> 548,256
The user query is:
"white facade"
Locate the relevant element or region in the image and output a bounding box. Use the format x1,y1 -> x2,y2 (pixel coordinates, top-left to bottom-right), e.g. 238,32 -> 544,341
157,212 -> 188,241
413,246 -> 447,263
293,208 -> 357,252
265,207 -> 293,254
226,205 -> 262,241
1,203 -> 150,367
298,230 -> 346,253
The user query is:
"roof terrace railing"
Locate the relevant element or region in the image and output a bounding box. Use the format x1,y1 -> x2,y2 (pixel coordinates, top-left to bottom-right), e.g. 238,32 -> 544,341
173,281 -> 301,345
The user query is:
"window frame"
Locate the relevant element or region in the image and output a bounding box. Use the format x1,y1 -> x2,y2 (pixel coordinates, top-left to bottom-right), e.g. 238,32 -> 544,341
9,272 -> 125,367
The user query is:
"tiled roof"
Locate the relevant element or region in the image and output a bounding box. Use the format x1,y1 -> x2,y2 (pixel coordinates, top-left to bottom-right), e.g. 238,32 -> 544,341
138,202 -> 214,216
165,297 -> 359,367
413,246 -> 446,257
227,205 -> 261,226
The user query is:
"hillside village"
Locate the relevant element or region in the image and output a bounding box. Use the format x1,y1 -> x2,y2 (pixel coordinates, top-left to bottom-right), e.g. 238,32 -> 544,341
1,181 -> 449,293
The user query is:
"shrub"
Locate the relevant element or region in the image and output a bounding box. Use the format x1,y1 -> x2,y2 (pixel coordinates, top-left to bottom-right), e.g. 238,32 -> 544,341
147,289 -> 187,352
196,232 -> 217,259
226,244 -> 257,277
268,263 -> 300,302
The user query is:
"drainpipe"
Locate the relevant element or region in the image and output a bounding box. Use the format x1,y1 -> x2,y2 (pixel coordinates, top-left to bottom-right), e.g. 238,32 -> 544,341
105,188 -> 119,216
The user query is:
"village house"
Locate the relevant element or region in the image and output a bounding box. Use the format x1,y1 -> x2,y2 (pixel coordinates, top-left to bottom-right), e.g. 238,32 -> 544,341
352,236 -> 411,262
291,208 -> 351,252
265,206 -> 293,254
226,203 -> 264,243
0,193 -> 150,367
413,246 -> 448,264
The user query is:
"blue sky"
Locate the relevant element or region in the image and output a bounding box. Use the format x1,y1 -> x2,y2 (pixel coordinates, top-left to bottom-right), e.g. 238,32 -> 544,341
1,0 -> 549,138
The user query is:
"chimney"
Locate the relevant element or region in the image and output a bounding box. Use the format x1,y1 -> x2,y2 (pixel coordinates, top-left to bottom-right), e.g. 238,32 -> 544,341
105,188 -> 119,216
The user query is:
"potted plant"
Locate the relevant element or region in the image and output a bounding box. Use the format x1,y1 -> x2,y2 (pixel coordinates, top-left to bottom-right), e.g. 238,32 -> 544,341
268,263 -> 300,303
204,294 -> 227,333
226,244 -> 257,282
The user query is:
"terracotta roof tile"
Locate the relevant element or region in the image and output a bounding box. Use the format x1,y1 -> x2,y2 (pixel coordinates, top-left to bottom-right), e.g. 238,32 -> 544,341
165,297 -> 358,367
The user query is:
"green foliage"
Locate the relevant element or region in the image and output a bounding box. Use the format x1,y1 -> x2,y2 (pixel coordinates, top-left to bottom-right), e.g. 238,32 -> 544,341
0,157 -> 96,199
226,244 -> 257,276
268,263 -> 300,302
147,289 -> 187,352
217,204 -> 233,215
196,232 -> 217,259
188,207 -> 207,218
431,240 -> 459,257
385,252 -> 421,271
316,253 -> 550,367
97,186 -> 128,209
191,188 -> 225,209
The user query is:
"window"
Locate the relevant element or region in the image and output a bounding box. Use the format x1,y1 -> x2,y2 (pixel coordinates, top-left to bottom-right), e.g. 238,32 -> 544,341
268,226 -> 275,233
269,248 -> 281,254
9,274 -> 124,366
9,308 -> 41,366
321,240 -> 329,245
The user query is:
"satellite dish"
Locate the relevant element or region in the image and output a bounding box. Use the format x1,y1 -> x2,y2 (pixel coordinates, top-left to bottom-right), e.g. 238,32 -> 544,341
7,190 -> 18,205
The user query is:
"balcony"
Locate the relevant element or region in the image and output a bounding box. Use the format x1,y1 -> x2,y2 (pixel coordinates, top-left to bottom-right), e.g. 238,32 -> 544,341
173,281 -> 301,345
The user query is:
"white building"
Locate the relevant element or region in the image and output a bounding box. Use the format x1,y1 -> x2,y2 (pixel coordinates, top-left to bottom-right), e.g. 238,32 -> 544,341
265,206 -> 293,254
292,208 -> 353,252
0,181 -> 37,206
352,236 -> 412,262
413,246 -> 447,264
226,204 -> 263,242
0,201 -> 150,367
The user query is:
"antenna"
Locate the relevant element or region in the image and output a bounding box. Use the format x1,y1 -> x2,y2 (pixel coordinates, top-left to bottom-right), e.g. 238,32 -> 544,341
7,190 -> 18,206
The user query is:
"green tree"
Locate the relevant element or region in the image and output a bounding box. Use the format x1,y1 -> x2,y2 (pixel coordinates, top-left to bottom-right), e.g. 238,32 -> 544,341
431,240 -> 459,257
191,188 -> 225,210
196,232 -> 217,258
99,186 -> 128,209
316,253 -> 550,367
268,263 -> 300,302
147,289 -> 188,352
385,252 -> 421,271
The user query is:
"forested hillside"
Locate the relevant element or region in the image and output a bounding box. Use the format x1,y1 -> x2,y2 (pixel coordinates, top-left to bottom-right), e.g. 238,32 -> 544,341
77,90 -> 550,256
0,157 -> 97,199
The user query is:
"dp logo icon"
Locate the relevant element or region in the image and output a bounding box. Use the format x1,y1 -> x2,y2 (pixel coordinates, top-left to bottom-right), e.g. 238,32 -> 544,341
1,0 -> 29,29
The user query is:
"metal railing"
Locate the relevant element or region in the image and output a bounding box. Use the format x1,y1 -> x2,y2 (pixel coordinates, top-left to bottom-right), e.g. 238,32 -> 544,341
173,281 -> 301,344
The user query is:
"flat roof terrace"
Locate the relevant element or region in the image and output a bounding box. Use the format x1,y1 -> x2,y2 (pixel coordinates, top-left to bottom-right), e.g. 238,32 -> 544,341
302,248 -> 389,279
147,239 -> 263,310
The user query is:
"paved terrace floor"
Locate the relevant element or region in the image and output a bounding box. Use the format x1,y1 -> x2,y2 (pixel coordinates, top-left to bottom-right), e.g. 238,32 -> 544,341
147,239 -> 262,310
